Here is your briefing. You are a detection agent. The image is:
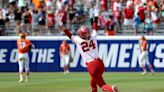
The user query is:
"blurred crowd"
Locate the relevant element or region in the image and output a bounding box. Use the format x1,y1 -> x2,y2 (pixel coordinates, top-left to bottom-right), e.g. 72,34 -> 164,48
110,0 -> 164,35
0,0 -> 164,36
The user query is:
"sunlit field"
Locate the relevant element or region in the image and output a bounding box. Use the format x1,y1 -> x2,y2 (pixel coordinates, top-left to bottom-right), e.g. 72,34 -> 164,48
0,72 -> 163,92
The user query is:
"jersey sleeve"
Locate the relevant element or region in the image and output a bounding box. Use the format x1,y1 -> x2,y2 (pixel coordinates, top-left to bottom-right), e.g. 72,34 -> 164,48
26,40 -> 32,46
71,36 -> 83,44
91,29 -> 98,39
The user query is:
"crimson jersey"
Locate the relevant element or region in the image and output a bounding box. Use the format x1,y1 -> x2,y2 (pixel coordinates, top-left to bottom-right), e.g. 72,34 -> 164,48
71,30 -> 98,63
124,8 -> 134,19
100,0 -> 108,10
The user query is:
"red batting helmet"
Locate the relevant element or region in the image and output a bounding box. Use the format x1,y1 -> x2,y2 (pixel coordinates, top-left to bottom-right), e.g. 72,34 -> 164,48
77,26 -> 90,40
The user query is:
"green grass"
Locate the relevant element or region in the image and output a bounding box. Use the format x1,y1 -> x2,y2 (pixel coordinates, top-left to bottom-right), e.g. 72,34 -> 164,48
0,72 -> 163,92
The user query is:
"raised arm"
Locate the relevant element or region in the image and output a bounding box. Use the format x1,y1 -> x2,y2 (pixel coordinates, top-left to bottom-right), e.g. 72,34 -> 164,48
56,16 -> 72,39
92,21 -> 98,31
91,20 -> 98,37
61,26 -> 72,39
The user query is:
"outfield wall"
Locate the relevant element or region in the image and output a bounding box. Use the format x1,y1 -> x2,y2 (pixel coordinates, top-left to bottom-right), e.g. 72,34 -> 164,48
0,36 -> 164,72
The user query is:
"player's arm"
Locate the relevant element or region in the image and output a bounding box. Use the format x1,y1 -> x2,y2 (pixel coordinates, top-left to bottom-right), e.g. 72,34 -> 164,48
60,26 -> 72,39
138,39 -> 142,50
59,45 -> 63,56
68,45 -> 70,51
17,40 -> 22,51
23,40 -> 32,49
23,43 -> 32,51
92,21 -> 98,31
140,45 -> 143,51
91,20 -> 98,37
56,16 -> 72,39
27,40 -> 35,50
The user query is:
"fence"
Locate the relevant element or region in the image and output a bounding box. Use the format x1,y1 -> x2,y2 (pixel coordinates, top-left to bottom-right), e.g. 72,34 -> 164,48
0,36 -> 164,72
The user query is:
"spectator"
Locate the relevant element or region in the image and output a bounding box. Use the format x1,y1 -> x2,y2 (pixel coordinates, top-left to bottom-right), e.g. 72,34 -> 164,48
133,13 -> 140,35
113,0 -> 122,12
93,4 -> 99,24
2,6 -> 9,21
57,6 -> 67,25
56,0 -> 63,10
100,9 -> 110,28
0,9 -> 5,36
126,0 -> 133,8
105,15 -> 116,36
99,14 -> 106,28
147,0 -> 157,11
46,10 -> 55,34
30,9 -> 40,36
2,6 -> 10,30
22,9 -> 31,34
9,0 -> 16,4
26,0 -> 35,9
38,10 -> 46,35
124,4 -> 134,26
133,0 -> 141,7
1,0 -> 164,36
45,0 -> 53,7
92,19 -> 98,31
39,0 -> 46,11
8,12 -> 15,27
100,0 -> 108,11
113,6 -> 122,32
138,4 -> 146,23
15,22 -> 25,35
144,14 -> 153,35
160,0 -> 164,21
89,4 -> 94,25
14,8 -> 22,24
67,6 -> 76,33
68,0 -> 75,7
141,0 -> 146,4
151,6 -> 160,32
18,0 -> 26,9
9,0 -> 16,10
75,0 -> 84,23
68,6 -> 75,24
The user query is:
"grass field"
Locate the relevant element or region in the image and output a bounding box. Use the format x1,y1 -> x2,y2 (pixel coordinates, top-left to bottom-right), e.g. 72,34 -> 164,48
0,72 -> 163,92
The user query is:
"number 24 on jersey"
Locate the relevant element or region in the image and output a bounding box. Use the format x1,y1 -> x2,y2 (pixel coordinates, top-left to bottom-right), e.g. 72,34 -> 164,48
81,40 -> 96,52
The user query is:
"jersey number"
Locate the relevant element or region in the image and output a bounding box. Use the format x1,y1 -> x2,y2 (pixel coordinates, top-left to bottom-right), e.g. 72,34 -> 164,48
20,42 -> 26,48
81,40 -> 96,52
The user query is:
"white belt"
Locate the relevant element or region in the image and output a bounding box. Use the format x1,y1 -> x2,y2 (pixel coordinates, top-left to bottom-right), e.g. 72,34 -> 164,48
86,58 -> 99,63
87,59 -> 94,63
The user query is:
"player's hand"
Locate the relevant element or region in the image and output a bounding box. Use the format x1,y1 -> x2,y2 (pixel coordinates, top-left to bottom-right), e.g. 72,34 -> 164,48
28,44 -> 33,50
55,16 -> 63,26
32,44 -> 35,48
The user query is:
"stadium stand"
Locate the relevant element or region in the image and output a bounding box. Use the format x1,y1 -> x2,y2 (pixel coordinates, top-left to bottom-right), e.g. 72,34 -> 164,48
0,0 -> 164,36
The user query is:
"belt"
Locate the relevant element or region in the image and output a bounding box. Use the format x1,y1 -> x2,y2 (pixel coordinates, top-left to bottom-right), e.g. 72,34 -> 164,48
87,59 -> 95,63
142,50 -> 147,52
86,58 -> 100,64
